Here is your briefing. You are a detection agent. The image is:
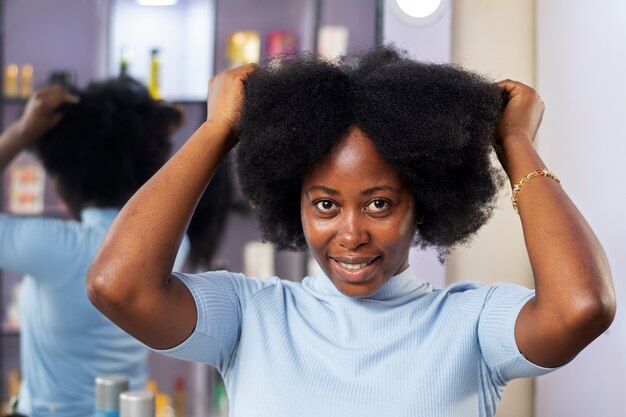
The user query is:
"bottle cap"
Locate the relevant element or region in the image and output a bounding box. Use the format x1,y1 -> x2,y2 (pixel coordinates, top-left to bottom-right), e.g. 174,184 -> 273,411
95,375 -> 129,412
120,390 -> 155,417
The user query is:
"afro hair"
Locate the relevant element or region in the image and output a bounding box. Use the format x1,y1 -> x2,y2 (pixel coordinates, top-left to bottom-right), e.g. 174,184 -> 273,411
33,77 -> 181,215
236,45 -> 506,253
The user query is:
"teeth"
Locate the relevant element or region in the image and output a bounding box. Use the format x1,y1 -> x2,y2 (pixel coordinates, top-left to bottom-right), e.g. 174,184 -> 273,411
339,262 -> 368,270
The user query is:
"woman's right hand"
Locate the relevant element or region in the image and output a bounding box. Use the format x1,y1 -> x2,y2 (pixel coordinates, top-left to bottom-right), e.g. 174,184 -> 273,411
15,84 -> 79,146
206,64 -> 257,149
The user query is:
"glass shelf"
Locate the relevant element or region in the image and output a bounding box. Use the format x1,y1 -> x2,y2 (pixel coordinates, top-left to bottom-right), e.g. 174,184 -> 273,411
0,97 -> 27,104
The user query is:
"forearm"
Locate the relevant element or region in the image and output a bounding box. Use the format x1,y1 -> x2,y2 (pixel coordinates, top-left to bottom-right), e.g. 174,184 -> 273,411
88,121 -> 232,301
503,136 -> 615,363
502,135 -> 612,297
0,122 -> 28,171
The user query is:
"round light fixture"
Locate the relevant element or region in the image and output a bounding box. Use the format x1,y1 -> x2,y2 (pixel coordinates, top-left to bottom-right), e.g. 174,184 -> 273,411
136,0 -> 177,5
396,0 -> 442,18
390,0 -> 447,26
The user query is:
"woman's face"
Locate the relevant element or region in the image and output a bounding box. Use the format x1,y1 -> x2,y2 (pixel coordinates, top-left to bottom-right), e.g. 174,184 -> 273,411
300,126 -> 417,297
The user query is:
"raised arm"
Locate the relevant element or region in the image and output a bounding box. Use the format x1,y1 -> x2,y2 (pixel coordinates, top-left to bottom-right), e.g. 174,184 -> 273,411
86,64 -> 256,349
0,85 -> 77,171
498,80 -> 616,367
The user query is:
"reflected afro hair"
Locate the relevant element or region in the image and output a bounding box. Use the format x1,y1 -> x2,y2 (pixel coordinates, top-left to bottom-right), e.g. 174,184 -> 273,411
33,77 -> 181,214
237,45 -> 506,253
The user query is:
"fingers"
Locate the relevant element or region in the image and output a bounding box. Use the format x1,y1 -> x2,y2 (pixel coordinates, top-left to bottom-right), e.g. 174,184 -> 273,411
209,63 -> 257,87
62,90 -> 80,105
29,84 -> 79,112
496,79 -> 545,145
497,79 -> 538,99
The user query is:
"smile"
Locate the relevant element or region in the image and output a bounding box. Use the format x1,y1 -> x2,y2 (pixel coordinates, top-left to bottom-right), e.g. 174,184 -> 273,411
338,262 -> 369,270
329,256 -> 380,283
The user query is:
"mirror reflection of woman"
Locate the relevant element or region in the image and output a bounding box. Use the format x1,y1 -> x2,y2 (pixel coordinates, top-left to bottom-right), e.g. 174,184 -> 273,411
87,46 -> 615,417
0,79 -> 188,417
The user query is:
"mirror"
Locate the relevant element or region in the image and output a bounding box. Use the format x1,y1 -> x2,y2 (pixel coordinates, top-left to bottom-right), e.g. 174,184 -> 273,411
0,0 -> 380,415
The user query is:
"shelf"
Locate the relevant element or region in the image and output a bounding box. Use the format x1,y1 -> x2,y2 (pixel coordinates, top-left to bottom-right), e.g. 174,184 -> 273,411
170,99 -> 206,106
0,330 -> 19,337
1,97 -> 27,105
1,96 -> 204,106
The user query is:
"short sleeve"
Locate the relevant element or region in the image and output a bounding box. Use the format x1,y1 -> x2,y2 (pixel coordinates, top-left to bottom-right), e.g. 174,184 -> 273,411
477,284 -> 559,384
172,234 -> 191,272
0,213 -> 79,278
155,270 -> 277,374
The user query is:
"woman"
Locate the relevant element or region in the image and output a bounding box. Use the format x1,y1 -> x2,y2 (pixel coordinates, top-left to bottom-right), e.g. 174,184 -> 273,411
0,78 -> 188,417
87,47 -> 615,417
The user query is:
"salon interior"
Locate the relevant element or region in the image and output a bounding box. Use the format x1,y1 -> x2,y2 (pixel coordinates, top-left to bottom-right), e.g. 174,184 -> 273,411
0,0 -> 624,416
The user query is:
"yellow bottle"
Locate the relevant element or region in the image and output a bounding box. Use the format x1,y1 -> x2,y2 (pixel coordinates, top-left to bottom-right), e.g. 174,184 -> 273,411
148,48 -> 161,99
146,378 -> 158,395
19,64 -> 33,98
4,64 -> 19,98
146,379 -> 174,417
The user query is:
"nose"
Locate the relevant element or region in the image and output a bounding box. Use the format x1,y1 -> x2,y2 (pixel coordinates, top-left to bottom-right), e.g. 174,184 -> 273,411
336,211 -> 369,250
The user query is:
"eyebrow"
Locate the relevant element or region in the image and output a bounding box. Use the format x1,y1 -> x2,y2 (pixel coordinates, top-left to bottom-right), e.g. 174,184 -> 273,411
305,185 -> 399,196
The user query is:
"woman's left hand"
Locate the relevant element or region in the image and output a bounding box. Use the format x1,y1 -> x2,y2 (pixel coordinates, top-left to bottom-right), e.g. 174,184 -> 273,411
496,80 -> 544,146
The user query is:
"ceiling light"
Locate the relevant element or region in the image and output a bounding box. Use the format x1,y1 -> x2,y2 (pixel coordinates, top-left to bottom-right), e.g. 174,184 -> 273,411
395,0 -> 442,18
136,0 -> 177,6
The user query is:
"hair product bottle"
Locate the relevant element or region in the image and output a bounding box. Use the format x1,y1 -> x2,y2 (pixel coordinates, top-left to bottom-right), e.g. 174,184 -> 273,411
95,375 -> 129,417
19,64 -> 33,98
4,64 -> 19,98
120,391 -> 155,417
148,48 -> 161,99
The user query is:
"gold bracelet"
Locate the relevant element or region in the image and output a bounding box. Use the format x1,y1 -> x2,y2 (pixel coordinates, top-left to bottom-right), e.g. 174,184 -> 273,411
511,168 -> 561,214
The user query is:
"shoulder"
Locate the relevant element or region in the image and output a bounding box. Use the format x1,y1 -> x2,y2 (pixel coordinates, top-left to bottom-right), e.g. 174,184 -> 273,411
0,213 -> 84,253
440,281 -> 533,300
173,270 -> 292,309
433,281 -> 534,321
0,213 -> 87,276
0,212 -> 80,232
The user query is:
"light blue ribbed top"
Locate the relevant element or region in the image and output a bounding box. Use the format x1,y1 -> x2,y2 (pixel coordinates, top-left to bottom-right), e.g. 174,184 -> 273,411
161,267 -> 555,417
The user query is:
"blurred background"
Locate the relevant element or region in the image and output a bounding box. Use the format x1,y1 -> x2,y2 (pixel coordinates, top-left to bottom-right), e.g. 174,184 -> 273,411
0,0 -> 624,416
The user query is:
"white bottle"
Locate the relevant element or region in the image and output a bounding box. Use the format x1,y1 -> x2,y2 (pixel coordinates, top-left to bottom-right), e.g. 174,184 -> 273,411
120,391 -> 155,417
95,375 -> 129,417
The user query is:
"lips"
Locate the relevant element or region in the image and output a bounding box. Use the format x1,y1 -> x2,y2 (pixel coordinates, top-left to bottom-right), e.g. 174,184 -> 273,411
329,256 -> 380,283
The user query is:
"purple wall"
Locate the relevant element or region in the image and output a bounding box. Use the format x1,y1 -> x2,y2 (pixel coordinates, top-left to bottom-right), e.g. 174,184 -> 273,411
319,0 -> 377,53
4,0 -> 108,89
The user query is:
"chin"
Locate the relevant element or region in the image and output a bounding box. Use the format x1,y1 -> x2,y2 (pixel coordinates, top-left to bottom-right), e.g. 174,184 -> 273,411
334,281 -> 380,298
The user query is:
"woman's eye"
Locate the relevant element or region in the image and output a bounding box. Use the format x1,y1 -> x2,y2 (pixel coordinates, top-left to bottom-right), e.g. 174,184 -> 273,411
315,200 -> 337,213
366,199 -> 389,212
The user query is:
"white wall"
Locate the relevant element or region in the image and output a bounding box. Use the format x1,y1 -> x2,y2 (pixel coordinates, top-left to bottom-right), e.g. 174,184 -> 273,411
109,0 -> 214,100
534,2 -> 626,416
449,1 -> 536,416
